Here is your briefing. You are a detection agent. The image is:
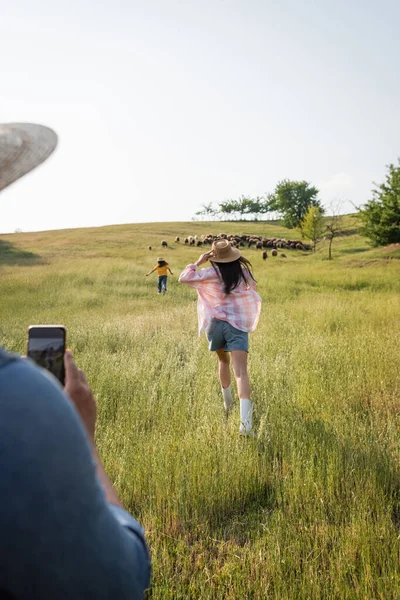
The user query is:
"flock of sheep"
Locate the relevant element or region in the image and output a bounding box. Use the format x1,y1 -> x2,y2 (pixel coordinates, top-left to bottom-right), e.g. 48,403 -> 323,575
149,233 -> 312,259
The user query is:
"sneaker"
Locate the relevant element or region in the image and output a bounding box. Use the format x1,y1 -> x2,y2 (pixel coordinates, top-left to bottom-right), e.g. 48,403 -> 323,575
239,399 -> 253,435
222,387 -> 234,415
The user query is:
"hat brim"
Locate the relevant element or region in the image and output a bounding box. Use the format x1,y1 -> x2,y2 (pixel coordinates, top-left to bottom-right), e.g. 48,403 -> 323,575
0,123 -> 57,193
210,247 -> 241,263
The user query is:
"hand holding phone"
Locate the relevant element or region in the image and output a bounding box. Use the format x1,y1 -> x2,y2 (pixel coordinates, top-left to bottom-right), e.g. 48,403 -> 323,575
27,325 -> 67,385
63,350 -> 96,440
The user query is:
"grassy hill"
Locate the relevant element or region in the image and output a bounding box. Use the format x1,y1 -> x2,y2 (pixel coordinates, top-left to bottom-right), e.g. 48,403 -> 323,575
1,214 -> 398,266
1,219 -> 400,599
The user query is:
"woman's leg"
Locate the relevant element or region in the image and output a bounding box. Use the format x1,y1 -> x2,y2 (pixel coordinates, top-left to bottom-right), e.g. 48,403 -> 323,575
216,348 -> 230,388
231,351 -> 253,434
157,276 -> 162,294
216,349 -> 233,414
231,351 -> 250,399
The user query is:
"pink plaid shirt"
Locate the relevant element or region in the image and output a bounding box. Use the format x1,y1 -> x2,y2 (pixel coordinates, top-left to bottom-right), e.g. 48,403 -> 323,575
179,264 -> 262,334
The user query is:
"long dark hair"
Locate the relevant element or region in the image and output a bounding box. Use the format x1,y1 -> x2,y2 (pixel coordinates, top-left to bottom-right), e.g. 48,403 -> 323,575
211,257 -> 256,294
157,260 -> 168,267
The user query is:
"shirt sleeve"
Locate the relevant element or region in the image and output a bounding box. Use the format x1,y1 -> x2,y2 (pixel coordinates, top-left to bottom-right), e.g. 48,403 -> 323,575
248,276 -> 257,291
178,264 -> 216,287
0,358 -> 151,600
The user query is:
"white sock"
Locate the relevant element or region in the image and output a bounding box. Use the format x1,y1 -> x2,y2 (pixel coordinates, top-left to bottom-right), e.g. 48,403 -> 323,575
222,385 -> 234,414
239,399 -> 253,434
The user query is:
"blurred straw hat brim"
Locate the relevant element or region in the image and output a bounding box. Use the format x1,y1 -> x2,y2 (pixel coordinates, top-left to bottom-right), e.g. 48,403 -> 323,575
0,123 -> 57,192
210,239 -> 241,263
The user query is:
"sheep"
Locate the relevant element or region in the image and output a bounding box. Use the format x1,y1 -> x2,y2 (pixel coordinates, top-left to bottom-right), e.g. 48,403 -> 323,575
280,253 -> 287,258
148,245 -> 152,251
262,250 -> 268,260
161,240 -> 168,248
271,249 -> 278,257
175,236 -> 180,243
185,232 -> 313,253
196,240 -> 203,247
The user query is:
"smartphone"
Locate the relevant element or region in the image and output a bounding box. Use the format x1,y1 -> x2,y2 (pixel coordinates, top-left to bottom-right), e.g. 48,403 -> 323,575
27,325 -> 67,385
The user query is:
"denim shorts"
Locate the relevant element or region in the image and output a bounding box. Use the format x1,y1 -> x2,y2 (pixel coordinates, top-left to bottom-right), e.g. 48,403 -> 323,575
206,318 -> 249,352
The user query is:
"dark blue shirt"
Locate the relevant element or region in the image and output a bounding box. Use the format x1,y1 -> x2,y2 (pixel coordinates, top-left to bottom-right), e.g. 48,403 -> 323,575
0,348 -> 150,599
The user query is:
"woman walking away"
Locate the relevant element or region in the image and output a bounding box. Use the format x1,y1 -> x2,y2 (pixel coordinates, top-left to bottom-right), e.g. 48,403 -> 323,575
146,257 -> 173,294
179,240 -> 261,435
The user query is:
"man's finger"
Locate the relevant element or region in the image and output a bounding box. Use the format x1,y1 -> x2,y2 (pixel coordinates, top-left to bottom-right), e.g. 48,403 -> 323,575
64,350 -> 81,383
78,369 -> 88,384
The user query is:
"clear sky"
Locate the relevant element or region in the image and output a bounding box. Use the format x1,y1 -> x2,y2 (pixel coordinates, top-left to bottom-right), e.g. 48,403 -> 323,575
1,0 -> 399,233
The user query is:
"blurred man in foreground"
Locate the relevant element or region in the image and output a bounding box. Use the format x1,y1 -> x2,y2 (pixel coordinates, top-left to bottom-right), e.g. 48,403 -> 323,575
0,123 -> 151,599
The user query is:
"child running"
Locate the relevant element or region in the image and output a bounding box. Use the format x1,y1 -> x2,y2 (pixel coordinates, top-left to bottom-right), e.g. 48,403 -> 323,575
146,258 -> 173,294
179,239 -> 261,435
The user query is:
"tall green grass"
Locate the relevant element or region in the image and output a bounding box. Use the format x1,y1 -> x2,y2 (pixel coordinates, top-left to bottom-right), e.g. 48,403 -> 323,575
1,221 -> 400,599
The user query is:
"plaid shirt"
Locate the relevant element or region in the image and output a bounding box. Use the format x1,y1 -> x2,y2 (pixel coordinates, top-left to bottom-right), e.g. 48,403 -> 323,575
179,264 -> 262,334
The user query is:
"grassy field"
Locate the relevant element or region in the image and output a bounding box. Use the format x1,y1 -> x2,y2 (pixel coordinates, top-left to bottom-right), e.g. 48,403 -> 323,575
1,217 -> 400,599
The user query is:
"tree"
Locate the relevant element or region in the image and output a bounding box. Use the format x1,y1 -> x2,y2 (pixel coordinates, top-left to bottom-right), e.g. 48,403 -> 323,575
268,180 -> 323,229
300,206 -> 324,252
195,202 -> 217,220
234,196 -> 254,220
219,199 -> 237,220
324,202 -> 345,260
217,196 -> 267,220
359,160 -> 400,246
248,196 -> 270,220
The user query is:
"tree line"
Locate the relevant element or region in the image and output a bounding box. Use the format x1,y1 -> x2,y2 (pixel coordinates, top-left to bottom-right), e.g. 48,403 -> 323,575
194,159 -> 400,248
195,179 -> 321,229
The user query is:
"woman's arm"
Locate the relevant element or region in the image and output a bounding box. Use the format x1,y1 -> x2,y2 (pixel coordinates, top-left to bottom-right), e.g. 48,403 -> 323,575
145,267 -> 156,276
168,267 -> 173,275
178,253 -> 216,287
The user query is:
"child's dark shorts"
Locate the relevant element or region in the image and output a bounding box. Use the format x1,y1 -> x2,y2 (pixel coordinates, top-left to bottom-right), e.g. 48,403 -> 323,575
206,318 -> 249,352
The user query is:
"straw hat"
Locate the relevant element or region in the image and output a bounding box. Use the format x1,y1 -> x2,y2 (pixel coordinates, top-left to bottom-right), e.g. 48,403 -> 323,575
0,123 -> 57,192
210,239 -> 241,263
157,257 -> 165,262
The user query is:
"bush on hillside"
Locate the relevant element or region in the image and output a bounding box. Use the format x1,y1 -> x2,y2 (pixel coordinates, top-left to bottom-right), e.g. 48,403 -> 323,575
360,160 -> 400,246
300,206 -> 325,252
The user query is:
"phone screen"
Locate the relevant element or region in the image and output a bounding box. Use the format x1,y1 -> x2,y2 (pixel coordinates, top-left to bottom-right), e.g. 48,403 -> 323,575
27,326 -> 66,385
